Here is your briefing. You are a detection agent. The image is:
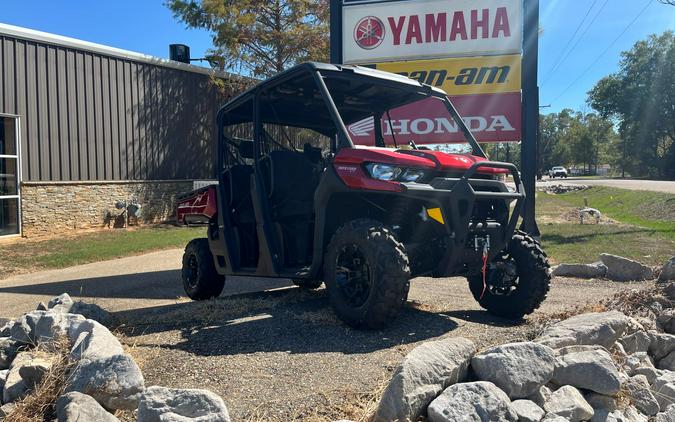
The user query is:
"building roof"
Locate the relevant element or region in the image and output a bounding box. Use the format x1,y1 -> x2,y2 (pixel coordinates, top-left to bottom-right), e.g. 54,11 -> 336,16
0,22 -> 236,80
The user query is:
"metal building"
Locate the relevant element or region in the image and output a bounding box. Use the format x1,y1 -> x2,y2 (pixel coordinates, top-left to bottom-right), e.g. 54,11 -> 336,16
0,23 -> 237,238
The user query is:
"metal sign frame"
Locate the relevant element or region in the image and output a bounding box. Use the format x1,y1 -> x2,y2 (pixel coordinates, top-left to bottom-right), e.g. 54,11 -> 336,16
329,0 -> 540,236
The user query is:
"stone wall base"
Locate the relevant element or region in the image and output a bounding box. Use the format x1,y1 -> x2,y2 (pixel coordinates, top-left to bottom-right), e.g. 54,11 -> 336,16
20,180 -> 195,238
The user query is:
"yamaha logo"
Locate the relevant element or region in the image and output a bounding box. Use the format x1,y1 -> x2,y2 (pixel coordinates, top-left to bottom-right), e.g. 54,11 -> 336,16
354,16 -> 385,50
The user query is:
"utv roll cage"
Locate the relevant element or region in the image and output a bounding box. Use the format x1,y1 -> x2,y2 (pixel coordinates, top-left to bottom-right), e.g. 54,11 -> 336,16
216,62 -> 486,157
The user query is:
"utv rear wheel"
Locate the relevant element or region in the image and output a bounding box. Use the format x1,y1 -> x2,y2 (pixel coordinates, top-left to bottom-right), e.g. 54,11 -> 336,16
182,238 -> 225,300
468,231 -> 550,319
324,219 -> 410,329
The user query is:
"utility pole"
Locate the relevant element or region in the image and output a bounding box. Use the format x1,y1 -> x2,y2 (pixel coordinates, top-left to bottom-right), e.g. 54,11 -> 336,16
520,0 -> 541,238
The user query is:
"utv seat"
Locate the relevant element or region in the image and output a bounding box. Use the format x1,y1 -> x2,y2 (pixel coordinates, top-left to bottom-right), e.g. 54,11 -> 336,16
222,164 -> 258,267
224,165 -> 255,224
261,149 -> 321,220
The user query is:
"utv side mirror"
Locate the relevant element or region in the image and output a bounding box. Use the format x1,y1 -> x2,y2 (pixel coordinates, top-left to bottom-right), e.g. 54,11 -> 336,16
239,140 -> 255,159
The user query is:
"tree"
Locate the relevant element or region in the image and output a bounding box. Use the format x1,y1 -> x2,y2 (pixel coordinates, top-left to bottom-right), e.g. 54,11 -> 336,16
539,109 -> 574,171
588,31 -> 675,179
167,0 -> 329,77
537,110 -> 617,175
567,113 -> 617,174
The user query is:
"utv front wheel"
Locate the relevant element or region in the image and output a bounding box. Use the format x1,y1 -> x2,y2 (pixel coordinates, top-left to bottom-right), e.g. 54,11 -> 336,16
182,238 -> 225,300
468,231 -> 550,319
324,219 -> 410,329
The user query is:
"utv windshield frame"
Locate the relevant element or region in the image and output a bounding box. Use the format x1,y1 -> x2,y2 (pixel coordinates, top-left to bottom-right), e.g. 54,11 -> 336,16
215,62 -> 486,171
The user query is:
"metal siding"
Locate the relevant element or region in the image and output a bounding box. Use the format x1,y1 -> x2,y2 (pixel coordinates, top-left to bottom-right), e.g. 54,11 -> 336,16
136,64 -> 148,179
0,39 -> 4,112
123,61 -> 134,179
25,42 -> 39,180
0,33 -> 229,181
75,52 -> 87,180
100,56 -> 112,180
66,49 -> 79,180
15,40 -> 29,180
108,58 -> 120,180
56,48 -> 70,180
130,62 -> 142,179
157,66 -> 168,178
3,38 -> 16,114
92,55 -> 104,180
47,46 -> 60,180
149,66 -> 158,178
84,53 -> 96,180
37,45 -> 50,180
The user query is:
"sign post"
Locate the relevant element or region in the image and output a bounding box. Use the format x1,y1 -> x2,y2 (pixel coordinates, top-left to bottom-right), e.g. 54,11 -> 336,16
329,0 -> 343,64
519,0 -> 540,237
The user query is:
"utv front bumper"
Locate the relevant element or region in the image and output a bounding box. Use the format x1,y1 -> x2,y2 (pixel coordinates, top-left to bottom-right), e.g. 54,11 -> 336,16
400,161 -> 525,277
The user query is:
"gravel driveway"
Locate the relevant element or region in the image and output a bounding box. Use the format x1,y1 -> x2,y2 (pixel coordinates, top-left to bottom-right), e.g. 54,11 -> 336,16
541,177 -> 675,194
0,249 -> 647,421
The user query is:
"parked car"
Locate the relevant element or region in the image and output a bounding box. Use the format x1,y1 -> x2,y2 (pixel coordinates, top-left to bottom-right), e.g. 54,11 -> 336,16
548,166 -> 568,178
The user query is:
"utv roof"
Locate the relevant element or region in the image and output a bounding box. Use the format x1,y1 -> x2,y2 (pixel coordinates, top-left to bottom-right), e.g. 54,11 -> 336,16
219,62 -> 446,117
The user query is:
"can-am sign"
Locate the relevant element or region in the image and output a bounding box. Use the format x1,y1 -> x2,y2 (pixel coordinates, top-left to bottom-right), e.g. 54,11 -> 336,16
343,0 -> 522,64
369,55 -> 521,96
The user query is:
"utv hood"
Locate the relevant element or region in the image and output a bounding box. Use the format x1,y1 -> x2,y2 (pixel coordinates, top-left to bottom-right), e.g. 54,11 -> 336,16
336,147 -> 507,175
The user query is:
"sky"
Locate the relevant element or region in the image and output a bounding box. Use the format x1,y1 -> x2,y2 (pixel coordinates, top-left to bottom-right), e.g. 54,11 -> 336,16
0,0 -> 673,114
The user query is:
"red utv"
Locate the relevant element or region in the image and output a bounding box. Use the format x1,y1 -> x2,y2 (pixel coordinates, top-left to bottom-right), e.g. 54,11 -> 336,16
176,63 -> 550,329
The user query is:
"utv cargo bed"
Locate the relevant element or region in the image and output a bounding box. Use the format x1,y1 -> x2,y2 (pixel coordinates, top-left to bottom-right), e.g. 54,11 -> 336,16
176,185 -> 217,225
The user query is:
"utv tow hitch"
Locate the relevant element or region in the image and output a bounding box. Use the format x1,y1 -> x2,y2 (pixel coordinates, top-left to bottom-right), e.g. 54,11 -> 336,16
474,236 -> 491,300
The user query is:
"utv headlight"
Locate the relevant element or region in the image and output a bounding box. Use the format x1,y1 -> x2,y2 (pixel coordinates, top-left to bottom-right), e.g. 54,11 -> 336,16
365,163 -> 426,182
399,168 -> 426,182
366,163 -> 402,181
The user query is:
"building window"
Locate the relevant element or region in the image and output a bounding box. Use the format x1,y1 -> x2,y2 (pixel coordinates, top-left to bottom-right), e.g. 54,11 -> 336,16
0,116 -> 20,236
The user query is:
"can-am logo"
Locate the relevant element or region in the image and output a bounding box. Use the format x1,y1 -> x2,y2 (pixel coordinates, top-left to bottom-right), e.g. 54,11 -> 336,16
354,16 -> 385,49
396,66 -> 510,88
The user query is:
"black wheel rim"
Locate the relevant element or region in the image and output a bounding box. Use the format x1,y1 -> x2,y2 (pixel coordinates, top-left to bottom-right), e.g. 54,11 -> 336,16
486,254 -> 519,296
335,244 -> 372,307
185,253 -> 199,288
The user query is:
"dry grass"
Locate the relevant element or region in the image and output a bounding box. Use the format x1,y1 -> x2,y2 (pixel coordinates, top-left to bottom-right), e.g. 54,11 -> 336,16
123,292 -> 311,330
241,376 -> 390,422
5,337 -> 74,422
600,285 -> 671,318
527,283 -> 671,339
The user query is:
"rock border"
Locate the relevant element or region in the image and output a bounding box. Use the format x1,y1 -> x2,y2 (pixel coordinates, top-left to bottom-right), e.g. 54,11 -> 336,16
0,294 -> 231,422
373,283 -> 675,422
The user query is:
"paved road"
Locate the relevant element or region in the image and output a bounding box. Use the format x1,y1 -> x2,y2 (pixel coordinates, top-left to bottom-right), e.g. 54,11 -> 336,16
0,248 -> 649,420
543,177 -> 675,194
0,249 -> 291,320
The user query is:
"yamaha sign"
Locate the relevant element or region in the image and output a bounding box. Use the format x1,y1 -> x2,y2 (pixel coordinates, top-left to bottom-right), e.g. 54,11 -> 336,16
342,0 -> 522,64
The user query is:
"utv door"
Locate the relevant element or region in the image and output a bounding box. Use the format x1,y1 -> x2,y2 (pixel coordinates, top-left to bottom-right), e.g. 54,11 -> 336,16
214,97 -> 259,272
251,70 -> 336,276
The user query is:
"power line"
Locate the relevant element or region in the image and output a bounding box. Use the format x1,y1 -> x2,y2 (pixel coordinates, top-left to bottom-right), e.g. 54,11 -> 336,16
548,0 -> 653,104
541,0 -> 598,85
543,0 -> 610,86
